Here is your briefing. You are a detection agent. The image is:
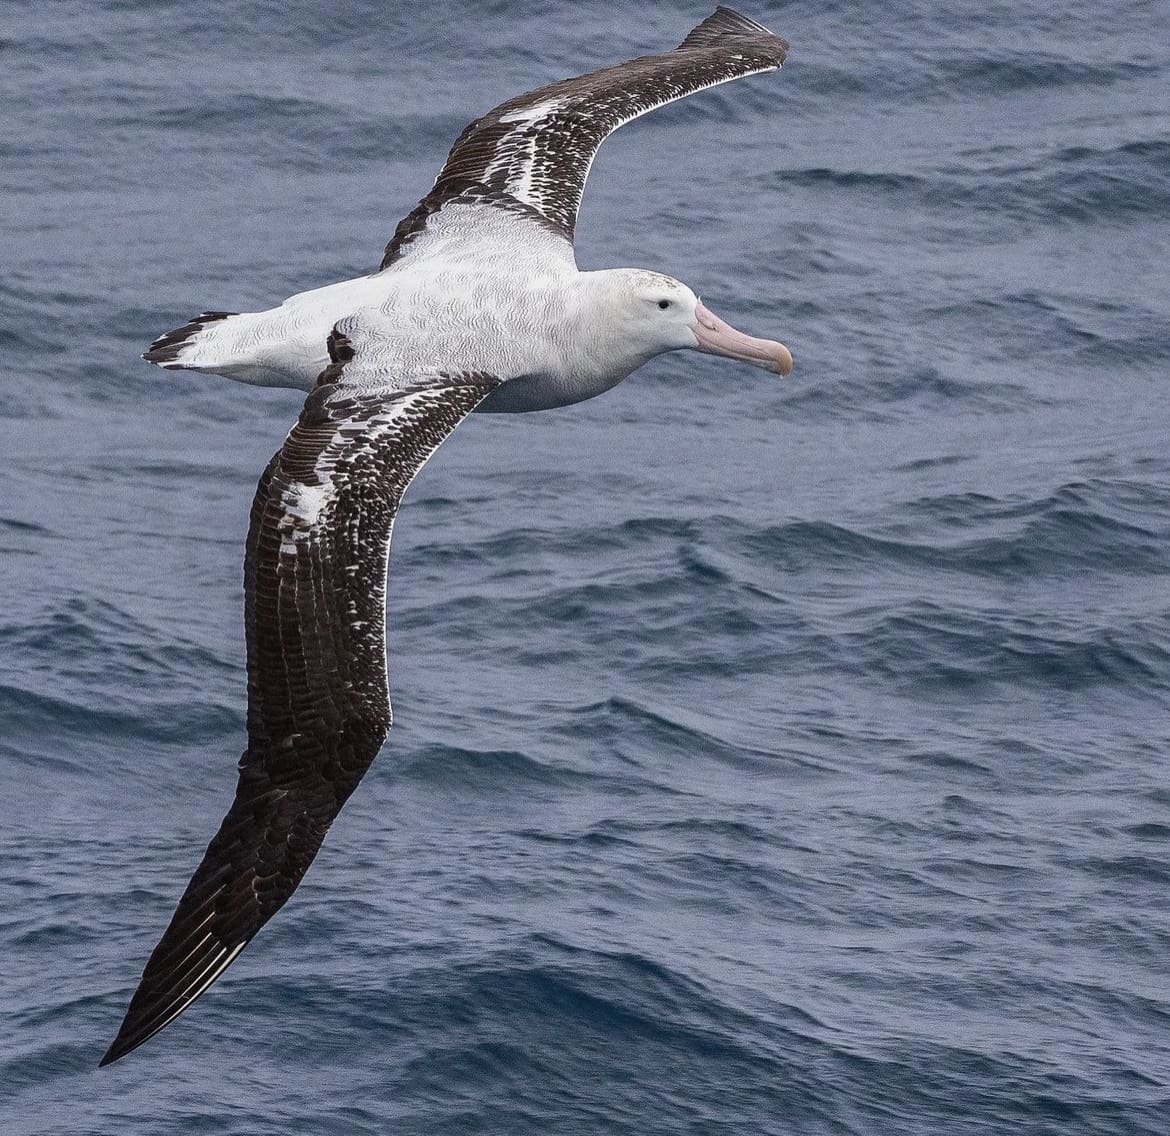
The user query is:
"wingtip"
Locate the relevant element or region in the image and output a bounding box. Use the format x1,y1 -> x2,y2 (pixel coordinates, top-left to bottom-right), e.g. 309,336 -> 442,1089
99,1010 -> 164,1068
98,936 -> 249,1068
97,1043 -> 123,1068
677,5 -> 785,53
98,1024 -> 142,1068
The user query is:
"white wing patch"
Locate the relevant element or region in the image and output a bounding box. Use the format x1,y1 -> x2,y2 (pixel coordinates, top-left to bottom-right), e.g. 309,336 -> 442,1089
275,387 -> 472,555
281,482 -> 332,527
498,96 -> 567,126
378,10 -> 788,270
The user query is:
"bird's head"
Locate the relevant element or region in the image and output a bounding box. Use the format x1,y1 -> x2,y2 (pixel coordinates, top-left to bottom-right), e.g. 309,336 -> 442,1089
601,269 -> 793,376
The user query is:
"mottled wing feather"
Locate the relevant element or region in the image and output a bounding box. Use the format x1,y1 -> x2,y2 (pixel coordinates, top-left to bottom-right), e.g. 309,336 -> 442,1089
380,6 -> 788,269
101,370 -> 500,1066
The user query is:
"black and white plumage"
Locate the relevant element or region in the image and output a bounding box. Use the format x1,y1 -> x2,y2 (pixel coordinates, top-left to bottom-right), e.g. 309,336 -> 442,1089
106,7 -> 793,1065
381,6 -> 786,264
102,358 -> 500,1065
141,6 -> 790,394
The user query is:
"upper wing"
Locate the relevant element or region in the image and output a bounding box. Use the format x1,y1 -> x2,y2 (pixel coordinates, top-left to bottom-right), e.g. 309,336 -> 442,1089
101,355 -> 500,1066
379,6 -> 788,269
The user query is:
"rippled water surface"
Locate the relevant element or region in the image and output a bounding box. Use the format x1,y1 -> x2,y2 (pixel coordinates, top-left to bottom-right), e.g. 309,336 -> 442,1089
3,1 -> 1169,1133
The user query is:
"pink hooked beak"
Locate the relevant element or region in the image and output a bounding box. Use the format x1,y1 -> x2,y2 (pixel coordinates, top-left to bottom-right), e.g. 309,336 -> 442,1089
691,302 -> 793,375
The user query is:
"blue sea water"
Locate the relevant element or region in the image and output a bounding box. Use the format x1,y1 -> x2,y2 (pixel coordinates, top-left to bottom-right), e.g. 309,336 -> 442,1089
3,0 -> 1169,1131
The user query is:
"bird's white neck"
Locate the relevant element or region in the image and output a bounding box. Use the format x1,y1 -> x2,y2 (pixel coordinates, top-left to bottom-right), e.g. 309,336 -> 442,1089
475,270 -> 679,413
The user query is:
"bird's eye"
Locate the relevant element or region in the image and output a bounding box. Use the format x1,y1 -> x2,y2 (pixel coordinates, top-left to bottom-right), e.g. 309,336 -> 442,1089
657,299 -> 671,310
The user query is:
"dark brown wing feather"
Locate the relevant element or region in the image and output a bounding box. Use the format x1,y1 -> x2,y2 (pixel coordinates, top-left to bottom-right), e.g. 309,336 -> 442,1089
101,372 -> 500,1066
380,6 -> 788,268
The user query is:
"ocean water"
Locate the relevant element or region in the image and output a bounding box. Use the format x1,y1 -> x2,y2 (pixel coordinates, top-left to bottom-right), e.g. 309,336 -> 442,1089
3,0 -> 1169,1131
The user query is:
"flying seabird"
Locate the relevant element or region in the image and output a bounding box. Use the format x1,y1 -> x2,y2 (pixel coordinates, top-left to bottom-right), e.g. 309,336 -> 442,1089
102,6 -> 792,1066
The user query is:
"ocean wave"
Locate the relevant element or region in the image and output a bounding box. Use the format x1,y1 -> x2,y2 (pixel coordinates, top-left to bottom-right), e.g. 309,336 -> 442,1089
792,21 -> 1159,103
397,742 -> 586,793
0,681 -> 240,752
743,480 -> 1170,578
772,135 -> 1170,228
0,596 -> 241,753
819,601 -> 1170,695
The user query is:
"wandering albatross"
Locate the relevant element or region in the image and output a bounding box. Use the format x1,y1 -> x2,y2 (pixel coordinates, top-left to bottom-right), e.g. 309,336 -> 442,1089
103,6 -> 792,1066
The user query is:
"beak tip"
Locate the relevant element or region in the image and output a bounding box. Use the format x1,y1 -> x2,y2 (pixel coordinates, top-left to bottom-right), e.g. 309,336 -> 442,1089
775,346 -> 794,376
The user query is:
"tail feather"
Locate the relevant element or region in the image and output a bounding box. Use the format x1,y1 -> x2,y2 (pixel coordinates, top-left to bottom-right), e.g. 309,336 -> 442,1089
143,311 -> 239,367
141,307 -> 327,390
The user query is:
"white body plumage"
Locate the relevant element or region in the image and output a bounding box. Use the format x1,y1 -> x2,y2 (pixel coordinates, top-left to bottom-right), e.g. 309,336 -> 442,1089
149,209 -> 788,411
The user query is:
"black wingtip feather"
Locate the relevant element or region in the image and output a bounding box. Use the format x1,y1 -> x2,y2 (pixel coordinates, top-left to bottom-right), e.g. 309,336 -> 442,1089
100,935 -> 247,1067
100,1007 -> 166,1066
677,6 -> 786,52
